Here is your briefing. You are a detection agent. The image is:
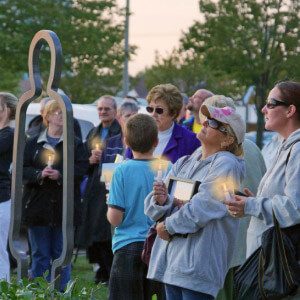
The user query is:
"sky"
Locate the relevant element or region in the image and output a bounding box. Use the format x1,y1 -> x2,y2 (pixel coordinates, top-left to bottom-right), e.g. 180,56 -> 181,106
117,0 -> 201,76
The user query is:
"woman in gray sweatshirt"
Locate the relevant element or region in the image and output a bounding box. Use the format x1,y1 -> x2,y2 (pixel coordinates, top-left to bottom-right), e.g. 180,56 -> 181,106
226,81 -> 300,298
145,101 -> 246,299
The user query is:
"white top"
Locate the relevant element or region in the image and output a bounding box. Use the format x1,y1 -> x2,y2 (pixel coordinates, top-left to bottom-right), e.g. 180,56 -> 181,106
153,122 -> 174,157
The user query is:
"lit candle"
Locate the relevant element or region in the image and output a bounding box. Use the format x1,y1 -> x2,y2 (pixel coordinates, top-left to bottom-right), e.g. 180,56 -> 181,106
222,183 -> 232,202
156,161 -> 163,182
95,143 -> 100,151
47,154 -> 54,168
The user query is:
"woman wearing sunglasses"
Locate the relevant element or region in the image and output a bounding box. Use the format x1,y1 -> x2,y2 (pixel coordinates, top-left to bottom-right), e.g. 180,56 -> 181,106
225,81 -> 300,297
144,98 -> 246,300
126,84 -> 200,164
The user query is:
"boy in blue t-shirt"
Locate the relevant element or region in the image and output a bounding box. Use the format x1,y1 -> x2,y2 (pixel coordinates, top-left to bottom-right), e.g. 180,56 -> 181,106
107,114 -> 158,300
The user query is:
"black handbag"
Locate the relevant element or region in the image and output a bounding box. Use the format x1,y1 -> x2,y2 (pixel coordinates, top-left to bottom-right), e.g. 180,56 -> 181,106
234,212 -> 300,300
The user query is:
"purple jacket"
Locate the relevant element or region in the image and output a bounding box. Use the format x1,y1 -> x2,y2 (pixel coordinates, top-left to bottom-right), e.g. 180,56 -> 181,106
125,122 -> 200,164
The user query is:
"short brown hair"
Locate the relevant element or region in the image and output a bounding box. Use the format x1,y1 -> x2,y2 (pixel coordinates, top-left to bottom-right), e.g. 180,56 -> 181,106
42,100 -> 61,127
0,92 -> 18,120
125,114 -> 158,153
276,81 -> 300,120
147,84 -> 182,119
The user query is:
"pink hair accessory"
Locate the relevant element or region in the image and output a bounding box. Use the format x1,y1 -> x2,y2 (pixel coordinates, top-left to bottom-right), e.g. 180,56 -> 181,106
212,107 -> 234,119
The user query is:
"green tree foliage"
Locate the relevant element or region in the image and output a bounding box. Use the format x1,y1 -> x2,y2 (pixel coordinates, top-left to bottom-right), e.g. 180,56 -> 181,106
0,0 -> 132,103
141,49 -> 242,96
180,0 -> 300,146
141,0 -> 300,147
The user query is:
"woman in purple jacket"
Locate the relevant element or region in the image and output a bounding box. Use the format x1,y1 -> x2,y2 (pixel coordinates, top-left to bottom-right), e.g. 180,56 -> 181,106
126,84 -> 200,164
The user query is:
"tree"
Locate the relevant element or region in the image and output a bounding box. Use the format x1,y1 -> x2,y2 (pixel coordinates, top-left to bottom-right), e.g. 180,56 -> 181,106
0,0 -> 134,103
141,49 -> 243,96
180,0 -> 300,147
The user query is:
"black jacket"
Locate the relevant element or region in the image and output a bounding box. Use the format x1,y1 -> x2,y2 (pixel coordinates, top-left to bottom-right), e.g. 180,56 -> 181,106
22,131 -> 88,227
78,119 -> 121,246
0,126 -> 14,203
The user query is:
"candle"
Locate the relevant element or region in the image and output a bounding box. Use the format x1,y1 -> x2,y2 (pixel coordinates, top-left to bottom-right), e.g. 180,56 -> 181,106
222,183 -> 232,202
156,161 -> 163,182
47,154 -> 54,168
95,143 -> 100,151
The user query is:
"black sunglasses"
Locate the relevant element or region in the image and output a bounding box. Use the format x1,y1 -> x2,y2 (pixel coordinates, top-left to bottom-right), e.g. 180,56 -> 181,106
146,106 -> 164,115
266,98 -> 289,109
205,118 -> 228,134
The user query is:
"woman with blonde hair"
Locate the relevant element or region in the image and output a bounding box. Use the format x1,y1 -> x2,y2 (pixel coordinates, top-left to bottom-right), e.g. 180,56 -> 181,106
23,100 -> 88,290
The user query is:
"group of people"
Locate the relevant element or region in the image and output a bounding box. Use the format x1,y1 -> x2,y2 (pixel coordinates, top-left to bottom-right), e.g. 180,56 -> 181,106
0,80 -> 300,300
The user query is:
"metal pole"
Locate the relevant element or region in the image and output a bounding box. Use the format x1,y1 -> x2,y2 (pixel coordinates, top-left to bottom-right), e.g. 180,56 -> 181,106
9,30 -> 74,291
122,0 -> 130,97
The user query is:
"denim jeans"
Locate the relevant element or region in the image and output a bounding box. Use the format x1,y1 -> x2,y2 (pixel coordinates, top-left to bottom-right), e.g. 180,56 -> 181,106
165,283 -> 214,300
28,226 -> 71,291
0,200 -> 11,281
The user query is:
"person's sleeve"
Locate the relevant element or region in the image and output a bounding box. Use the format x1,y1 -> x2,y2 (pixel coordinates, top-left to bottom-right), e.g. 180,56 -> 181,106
108,166 -> 125,212
23,139 -> 43,184
0,129 -> 13,154
245,145 -> 300,227
144,156 -> 189,221
165,156 -> 245,235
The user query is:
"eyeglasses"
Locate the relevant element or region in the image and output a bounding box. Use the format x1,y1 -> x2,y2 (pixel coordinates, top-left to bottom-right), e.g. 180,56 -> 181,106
146,106 -> 164,115
53,111 -> 62,116
205,118 -> 228,134
265,98 -> 289,109
98,107 -> 112,112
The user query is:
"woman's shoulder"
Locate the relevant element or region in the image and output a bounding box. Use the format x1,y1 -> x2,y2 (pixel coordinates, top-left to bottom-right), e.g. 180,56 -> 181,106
213,151 -> 244,169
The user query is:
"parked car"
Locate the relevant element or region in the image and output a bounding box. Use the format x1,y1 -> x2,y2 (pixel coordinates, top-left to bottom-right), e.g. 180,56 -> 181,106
25,103 -> 99,141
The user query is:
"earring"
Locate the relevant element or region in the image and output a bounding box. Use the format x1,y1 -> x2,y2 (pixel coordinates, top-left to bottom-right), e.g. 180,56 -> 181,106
221,141 -> 227,149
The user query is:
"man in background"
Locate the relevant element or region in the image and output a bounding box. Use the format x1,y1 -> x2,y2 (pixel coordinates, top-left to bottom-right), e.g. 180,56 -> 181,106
78,95 -> 121,285
183,89 -> 214,133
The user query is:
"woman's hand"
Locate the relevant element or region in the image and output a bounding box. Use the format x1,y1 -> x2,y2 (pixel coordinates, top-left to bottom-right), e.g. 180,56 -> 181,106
224,188 -> 253,218
156,222 -> 171,241
173,198 -> 185,208
41,167 -> 61,180
153,181 -> 168,206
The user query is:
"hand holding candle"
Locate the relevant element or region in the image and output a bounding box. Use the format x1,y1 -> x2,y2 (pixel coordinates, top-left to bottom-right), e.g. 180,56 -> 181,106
90,140 -> 103,164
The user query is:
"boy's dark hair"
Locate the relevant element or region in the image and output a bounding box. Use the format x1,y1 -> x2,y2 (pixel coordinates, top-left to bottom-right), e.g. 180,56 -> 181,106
125,114 -> 158,153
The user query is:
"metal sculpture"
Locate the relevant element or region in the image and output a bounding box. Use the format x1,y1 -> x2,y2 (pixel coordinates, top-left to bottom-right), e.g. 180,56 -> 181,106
9,30 -> 74,290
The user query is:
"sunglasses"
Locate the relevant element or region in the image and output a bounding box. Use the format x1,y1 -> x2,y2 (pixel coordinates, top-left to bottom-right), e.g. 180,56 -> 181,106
265,98 -> 289,109
146,106 -> 164,115
52,111 -> 62,116
205,118 -> 228,134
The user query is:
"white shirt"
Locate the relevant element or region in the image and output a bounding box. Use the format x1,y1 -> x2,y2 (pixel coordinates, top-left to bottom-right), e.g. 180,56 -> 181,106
153,122 -> 174,157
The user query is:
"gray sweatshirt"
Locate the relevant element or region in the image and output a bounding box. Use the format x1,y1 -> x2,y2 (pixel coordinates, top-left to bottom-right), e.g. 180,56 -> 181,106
145,149 -> 245,297
246,128 -> 300,257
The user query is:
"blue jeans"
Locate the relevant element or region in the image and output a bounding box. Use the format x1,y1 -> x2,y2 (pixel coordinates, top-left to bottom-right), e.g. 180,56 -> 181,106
28,226 -> 71,291
165,283 -> 214,300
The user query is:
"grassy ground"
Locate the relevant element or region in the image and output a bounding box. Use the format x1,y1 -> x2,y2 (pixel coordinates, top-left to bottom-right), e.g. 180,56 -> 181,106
72,255 -> 108,299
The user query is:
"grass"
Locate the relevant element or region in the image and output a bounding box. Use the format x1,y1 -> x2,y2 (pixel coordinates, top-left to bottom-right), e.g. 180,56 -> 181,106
72,255 -> 108,299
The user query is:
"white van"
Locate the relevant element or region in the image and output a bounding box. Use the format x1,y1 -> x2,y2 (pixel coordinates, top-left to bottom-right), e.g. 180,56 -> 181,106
26,103 -> 99,141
